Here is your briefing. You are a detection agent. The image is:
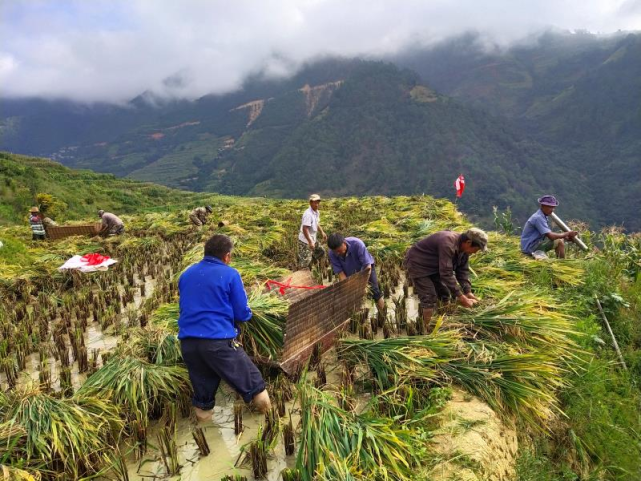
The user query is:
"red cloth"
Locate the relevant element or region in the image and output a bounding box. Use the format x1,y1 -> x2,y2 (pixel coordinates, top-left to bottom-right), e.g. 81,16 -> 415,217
81,253 -> 110,266
455,174 -> 466,198
265,278 -> 326,296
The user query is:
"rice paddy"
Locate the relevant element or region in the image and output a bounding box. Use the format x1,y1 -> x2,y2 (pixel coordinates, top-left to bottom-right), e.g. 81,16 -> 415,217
0,194 -> 635,480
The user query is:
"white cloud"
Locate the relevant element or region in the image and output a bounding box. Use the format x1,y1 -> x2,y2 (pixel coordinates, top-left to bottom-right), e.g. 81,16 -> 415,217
0,0 -> 638,103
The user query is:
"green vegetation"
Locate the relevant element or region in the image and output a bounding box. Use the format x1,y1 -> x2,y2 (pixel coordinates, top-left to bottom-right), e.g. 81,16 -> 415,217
0,162 -> 640,479
0,151 -> 210,225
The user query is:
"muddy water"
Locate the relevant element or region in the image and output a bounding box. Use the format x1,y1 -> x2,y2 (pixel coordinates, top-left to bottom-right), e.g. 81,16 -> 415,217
123,337 -> 387,480
5,272 -> 158,391
126,388 -> 297,481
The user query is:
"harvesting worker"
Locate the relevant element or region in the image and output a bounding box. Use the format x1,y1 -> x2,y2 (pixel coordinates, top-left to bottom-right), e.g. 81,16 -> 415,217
177,234 -> 271,422
28,207 -> 46,241
404,228 -> 488,333
97,210 -> 125,236
298,194 -> 327,268
520,195 -> 577,259
189,205 -> 213,226
327,233 -> 385,313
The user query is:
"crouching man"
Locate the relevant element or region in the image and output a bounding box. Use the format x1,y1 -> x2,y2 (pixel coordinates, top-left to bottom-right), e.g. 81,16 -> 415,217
404,228 -> 487,334
178,234 -> 271,421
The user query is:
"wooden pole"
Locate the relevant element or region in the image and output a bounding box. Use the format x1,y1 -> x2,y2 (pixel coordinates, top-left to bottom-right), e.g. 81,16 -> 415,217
595,295 -> 628,371
549,212 -> 589,251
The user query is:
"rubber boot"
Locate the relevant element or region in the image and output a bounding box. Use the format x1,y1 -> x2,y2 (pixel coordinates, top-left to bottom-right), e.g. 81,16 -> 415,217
422,308 -> 435,335
252,390 -> 272,414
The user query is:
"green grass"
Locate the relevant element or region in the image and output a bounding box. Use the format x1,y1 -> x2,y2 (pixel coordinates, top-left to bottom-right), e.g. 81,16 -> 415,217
0,151 -> 211,224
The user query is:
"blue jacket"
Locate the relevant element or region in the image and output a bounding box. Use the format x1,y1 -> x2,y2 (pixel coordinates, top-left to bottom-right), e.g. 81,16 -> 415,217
178,256 -> 252,340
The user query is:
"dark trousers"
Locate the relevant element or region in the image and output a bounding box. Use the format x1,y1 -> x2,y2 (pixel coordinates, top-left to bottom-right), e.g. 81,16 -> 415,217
411,274 -> 452,309
368,266 -> 383,301
180,338 -> 266,410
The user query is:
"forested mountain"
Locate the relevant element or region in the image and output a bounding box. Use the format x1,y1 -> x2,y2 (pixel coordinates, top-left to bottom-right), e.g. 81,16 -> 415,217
1,31 -> 639,230
395,31 -> 641,229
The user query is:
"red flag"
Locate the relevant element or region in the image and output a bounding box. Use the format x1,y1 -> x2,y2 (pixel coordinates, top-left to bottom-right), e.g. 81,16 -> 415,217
455,174 -> 465,198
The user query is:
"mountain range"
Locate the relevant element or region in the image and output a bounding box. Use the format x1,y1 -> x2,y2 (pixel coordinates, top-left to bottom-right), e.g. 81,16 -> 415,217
1,30 -> 639,230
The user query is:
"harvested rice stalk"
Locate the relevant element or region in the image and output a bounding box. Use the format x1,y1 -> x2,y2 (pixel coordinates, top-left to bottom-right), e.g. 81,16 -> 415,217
4,388 -> 123,480
452,292 -> 580,356
0,465 -> 42,481
239,290 -> 288,360
116,327 -> 182,365
338,335 -> 566,431
296,382 -> 423,481
77,356 -> 191,437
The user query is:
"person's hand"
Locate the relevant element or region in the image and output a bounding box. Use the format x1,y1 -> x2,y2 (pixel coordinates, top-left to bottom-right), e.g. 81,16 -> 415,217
566,231 -> 578,240
322,231 -> 328,241
458,295 -> 476,308
309,241 -> 315,250
466,292 -> 478,301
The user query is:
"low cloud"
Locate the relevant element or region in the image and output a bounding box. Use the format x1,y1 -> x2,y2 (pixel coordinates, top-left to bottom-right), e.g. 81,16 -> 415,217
0,0 -> 639,103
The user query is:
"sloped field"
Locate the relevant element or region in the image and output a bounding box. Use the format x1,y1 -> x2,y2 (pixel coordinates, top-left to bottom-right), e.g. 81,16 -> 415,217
0,195 -> 639,480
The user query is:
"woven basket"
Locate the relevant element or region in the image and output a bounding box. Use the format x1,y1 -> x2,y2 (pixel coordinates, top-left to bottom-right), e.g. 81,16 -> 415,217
47,223 -> 101,240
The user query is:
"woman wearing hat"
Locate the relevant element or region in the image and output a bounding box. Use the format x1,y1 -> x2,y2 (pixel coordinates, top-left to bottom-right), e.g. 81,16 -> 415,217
520,195 -> 577,259
28,207 -> 46,241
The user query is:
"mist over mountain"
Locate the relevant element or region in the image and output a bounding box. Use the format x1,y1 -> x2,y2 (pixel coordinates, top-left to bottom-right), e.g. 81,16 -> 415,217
1,31 -> 639,230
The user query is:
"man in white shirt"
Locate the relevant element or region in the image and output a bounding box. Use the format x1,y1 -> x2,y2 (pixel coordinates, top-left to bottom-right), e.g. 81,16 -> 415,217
297,194 -> 327,268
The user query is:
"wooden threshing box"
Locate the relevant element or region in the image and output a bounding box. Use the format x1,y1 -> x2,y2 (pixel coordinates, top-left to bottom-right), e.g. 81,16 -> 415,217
46,223 -> 101,240
269,269 -> 370,374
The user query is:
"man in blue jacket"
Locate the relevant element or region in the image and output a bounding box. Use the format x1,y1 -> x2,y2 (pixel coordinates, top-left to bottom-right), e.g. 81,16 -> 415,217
178,234 -> 271,422
327,233 -> 385,313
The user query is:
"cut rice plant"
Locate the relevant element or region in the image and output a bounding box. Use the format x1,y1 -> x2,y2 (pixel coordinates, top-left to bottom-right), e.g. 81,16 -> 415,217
451,292 -> 581,357
240,290 -> 289,360
337,331 -> 462,390
0,465 -> 42,481
149,303 -> 180,332
338,335 -> 566,431
117,327 -> 183,365
3,387 -> 123,479
77,356 -> 191,438
232,257 -> 290,287
441,352 -> 566,430
296,382 -> 424,481
372,384 -> 452,426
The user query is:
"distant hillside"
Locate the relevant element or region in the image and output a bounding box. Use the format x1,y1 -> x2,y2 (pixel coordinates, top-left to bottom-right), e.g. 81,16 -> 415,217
0,152 -> 209,224
1,32 -> 639,230
395,30 -> 641,230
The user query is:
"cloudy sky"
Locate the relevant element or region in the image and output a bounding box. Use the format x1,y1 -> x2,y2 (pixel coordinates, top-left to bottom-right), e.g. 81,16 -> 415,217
1,0 -> 640,103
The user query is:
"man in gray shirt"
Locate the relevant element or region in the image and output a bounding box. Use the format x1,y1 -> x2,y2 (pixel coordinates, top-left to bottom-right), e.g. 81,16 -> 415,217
404,228 -> 487,333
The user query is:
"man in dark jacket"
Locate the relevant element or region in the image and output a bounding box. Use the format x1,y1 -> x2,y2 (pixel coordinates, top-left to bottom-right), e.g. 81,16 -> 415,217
404,228 -> 487,333
178,234 -> 271,422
